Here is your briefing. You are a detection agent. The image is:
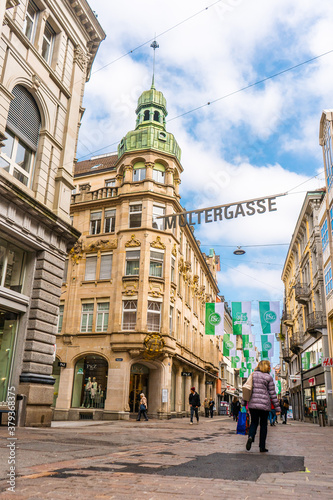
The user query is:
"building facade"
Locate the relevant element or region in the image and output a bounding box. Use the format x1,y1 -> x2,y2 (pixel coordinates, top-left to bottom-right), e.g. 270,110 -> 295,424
318,110 -> 333,424
0,0 -> 105,426
53,84 -> 223,421
281,190 -> 333,425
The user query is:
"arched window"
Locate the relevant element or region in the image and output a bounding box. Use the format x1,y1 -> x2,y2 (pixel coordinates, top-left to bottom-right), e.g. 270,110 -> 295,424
153,111 -> 160,122
72,355 -> 108,408
143,110 -> 150,121
152,163 -> 165,184
0,85 -> 41,187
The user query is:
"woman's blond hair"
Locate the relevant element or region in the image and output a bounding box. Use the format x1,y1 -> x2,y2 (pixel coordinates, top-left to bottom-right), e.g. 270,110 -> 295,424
256,360 -> 271,373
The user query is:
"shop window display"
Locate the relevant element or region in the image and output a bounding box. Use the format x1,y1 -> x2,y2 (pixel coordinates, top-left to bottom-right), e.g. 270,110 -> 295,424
72,355 -> 108,409
0,310 -> 18,402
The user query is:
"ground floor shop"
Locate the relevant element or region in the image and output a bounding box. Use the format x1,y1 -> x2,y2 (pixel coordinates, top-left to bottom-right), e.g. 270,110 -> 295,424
53,347 -> 218,421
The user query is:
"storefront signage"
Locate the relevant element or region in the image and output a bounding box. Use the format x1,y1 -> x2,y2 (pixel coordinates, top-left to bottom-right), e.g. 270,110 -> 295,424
289,374 -> 301,380
205,381 -> 214,385
181,372 -> 192,376
58,362 -> 67,368
308,377 -> 316,387
322,357 -> 333,367
162,389 -> 168,403
115,358 -> 123,361
158,193 -> 284,229
311,401 -> 317,411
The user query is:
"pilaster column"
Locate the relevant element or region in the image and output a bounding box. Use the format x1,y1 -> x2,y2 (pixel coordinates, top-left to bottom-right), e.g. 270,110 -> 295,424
175,364 -> 182,412
166,167 -> 174,185
199,373 -> 206,402
116,174 -> 123,187
145,162 -> 154,179
123,165 -> 133,183
174,178 -> 181,196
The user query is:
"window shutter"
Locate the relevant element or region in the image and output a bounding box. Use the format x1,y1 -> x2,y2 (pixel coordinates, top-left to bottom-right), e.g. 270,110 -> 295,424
100,254 -> 112,279
7,86 -> 41,150
85,256 -> 97,280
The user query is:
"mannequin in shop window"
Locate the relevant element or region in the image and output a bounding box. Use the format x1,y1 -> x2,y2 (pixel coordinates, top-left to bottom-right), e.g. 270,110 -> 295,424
82,377 -> 92,407
91,377 -> 97,407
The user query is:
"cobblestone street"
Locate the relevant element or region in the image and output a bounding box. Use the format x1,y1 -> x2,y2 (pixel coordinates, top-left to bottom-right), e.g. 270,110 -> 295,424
1,416 -> 333,499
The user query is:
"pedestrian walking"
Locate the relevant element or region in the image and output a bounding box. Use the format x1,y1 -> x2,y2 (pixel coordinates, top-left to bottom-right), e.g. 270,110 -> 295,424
268,401 -> 277,426
204,398 -> 209,418
245,360 -> 280,453
136,393 -> 148,421
231,397 -> 240,421
189,387 -> 200,424
281,396 -> 289,424
209,398 -> 215,418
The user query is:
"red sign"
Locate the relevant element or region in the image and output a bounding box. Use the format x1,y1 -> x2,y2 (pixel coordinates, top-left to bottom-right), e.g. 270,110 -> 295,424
311,402 -> 317,411
322,358 -> 333,367
308,377 -> 316,387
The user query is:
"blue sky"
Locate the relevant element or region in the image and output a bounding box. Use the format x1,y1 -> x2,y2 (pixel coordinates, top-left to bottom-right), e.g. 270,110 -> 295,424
80,0 -> 333,362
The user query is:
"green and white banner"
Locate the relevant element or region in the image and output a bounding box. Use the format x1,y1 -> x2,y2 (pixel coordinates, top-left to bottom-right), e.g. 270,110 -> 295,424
223,333 -> 237,357
205,302 -> 224,335
242,334 -> 255,358
231,352 -> 242,369
231,302 -> 251,335
244,352 -> 256,364
259,301 -> 280,334
261,334 -> 275,358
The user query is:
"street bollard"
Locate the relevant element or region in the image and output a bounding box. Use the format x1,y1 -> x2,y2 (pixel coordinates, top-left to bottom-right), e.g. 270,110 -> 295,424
319,411 -> 326,427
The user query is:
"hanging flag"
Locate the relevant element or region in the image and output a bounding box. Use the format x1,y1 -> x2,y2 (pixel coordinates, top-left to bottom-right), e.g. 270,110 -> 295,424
261,334 -> 275,358
242,333 -> 255,354
244,350 -> 256,364
231,352 -> 242,369
259,301 -> 280,334
276,380 -> 282,395
231,302 -> 251,335
205,302 -> 225,335
223,333 -> 237,357
302,352 -> 311,370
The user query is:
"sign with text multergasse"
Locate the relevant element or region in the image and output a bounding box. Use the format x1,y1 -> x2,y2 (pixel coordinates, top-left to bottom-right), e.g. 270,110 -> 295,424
157,194 -> 284,228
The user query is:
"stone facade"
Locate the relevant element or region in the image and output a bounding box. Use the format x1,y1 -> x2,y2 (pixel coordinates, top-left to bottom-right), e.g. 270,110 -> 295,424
281,190 -> 333,425
54,85 -> 224,421
0,0 -> 105,426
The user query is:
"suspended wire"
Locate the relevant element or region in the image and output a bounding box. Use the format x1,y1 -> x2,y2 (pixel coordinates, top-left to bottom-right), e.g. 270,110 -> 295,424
77,50 -> 333,162
89,0 -> 223,77
167,49 -> 333,122
220,261 -> 283,293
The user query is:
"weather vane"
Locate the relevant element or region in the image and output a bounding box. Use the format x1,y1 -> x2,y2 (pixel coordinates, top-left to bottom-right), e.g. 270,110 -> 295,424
150,39 -> 159,88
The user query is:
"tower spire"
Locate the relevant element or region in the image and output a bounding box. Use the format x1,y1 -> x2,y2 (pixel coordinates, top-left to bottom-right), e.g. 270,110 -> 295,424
150,39 -> 159,89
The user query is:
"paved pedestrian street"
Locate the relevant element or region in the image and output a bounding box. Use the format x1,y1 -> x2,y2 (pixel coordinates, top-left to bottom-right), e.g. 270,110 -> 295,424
0,417 -> 332,499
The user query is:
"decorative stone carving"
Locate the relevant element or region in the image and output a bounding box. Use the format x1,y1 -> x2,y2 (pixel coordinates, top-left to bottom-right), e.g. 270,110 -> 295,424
79,183 -> 91,192
122,280 -> 138,296
31,74 -> 41,92
129,349 -> 142,358
172,244 -> 177,256
143,333 -> 165,360
148,281 -> 163,297
125,234 -> 141,247
84,238 -> 118,252
74,46 -> 89,71
150,236 -> 166,250
69,240 -> 83,265
62,335 -> 73,345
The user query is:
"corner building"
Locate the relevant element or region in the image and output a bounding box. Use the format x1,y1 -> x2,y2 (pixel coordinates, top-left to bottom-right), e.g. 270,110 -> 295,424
0,0 -> 104,426
54,84 -> 221,421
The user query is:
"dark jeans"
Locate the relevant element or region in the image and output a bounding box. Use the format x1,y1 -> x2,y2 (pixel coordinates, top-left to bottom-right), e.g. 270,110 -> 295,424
210,409 -> 214,418
281,409 -> 287,423
190,406 -> 199,422
269,409 -> 276,425
205,408 -> 209,417
249,409 -> 269,449
137,409 -> 148,421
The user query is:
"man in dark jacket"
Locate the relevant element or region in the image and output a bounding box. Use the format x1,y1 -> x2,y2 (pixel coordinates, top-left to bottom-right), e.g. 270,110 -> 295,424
189,387 -> 201,424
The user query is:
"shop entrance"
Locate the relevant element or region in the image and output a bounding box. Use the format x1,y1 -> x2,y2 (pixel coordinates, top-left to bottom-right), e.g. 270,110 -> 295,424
129,363 -> 149,413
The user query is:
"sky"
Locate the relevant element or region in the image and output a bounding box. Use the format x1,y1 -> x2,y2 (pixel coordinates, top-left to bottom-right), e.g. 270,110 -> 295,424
78,0 -> 333,361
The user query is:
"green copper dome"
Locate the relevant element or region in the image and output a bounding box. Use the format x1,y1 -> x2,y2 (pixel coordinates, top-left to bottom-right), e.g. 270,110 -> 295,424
118,85 -> 181,162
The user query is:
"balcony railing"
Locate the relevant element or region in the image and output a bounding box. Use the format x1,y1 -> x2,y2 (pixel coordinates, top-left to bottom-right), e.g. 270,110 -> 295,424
294,284 -> 311,305
71,186 -> 118,204
290,331 -> 303,354
282,310 -> 293,326
307,311 -> 326,335
282,347 -> 292,362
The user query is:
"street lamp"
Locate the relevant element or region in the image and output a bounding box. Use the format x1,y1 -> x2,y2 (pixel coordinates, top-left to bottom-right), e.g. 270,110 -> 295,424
233,246 -> 245,255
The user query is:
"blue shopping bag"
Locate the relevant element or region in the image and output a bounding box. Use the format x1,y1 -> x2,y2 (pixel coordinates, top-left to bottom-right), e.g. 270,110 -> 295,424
236,410 -> 247,435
